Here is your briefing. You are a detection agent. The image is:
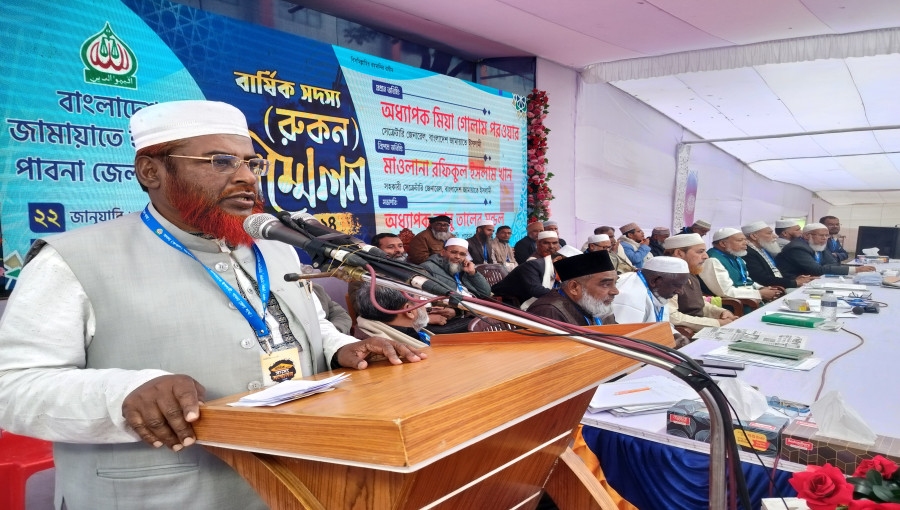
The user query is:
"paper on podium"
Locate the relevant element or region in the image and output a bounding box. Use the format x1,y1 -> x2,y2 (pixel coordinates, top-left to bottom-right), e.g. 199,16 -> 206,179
588,375 -> 697,413
228,373 -> 351,407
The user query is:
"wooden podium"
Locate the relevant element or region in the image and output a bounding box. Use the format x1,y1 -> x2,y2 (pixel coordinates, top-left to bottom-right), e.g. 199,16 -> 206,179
194,323 -> 673,509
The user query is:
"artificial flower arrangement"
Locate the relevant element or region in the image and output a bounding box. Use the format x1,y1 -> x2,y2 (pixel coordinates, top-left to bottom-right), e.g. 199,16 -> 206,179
526,89 -> 553,223
789,455 -> 900,509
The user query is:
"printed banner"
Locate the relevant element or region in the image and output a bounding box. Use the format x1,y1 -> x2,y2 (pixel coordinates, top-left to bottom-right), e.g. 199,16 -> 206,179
0,0 -> 527,292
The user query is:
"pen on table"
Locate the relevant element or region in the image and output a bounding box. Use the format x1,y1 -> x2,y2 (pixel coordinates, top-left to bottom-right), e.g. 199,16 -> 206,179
614,387 -> 651,396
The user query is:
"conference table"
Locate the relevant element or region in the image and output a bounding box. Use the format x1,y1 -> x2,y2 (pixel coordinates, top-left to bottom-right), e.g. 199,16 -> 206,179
581,267 -> 900,510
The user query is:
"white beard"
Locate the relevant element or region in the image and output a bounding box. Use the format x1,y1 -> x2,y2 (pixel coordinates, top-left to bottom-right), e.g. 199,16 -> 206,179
577,292 -> 614,317
412,306 -> 429,331
760,240 -> 782,255
810,243 -> 827,252
726,249 -> 748,257
651,290 -> 670,307
448,262 -> 461,274
432,230 -> 452,242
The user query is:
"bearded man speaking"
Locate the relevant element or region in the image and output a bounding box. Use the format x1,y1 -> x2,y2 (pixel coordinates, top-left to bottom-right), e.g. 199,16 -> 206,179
526,251 -> 618,326
0,100 -> 425,510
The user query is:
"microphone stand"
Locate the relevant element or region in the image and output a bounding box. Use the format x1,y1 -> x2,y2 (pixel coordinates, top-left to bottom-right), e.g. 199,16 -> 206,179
319,267 -> 729,509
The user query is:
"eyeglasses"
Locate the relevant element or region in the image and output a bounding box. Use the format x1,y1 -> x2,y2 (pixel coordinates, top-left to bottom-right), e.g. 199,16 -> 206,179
168,154 -> 270,176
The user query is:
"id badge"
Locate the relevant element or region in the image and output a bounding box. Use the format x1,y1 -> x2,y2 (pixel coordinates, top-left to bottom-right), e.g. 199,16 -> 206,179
259,347 -> 302,386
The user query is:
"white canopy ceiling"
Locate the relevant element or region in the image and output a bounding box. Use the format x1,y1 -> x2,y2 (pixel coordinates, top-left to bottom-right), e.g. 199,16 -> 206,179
293,0 -> 900,202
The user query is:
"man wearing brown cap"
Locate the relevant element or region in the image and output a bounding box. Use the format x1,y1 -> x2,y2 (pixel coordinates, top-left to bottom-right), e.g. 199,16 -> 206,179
618,222 -> 653,269
514,220 -> 544,264
665,234 -> 737,333
407,214 -> 455,264
0,100 -> 425,509
527,251 -> 618,326
649,227 -> 670,257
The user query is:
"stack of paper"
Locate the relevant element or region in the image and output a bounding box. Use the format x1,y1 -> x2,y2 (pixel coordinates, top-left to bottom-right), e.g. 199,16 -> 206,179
228,373 -> 351,407
589,375 -> 698,416
702,345 -> 821,371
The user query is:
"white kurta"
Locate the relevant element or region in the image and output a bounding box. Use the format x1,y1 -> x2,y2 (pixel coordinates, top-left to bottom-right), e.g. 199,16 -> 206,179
698,258 -> 762,300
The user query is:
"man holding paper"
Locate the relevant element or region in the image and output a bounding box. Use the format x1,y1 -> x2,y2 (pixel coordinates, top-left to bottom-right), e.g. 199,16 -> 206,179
0,100 -> 425,509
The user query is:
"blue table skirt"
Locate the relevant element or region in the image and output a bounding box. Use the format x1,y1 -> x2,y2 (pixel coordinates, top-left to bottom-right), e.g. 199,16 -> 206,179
582,426 -> 797,510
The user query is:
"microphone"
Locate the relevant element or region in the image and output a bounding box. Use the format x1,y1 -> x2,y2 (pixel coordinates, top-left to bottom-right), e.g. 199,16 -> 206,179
289,211 -> 388,258
243,213 -> 369,268
851,306 -> 865,315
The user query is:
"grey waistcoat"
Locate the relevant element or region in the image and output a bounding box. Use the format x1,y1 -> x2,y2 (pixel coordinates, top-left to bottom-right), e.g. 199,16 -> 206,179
36,207 -> 327,510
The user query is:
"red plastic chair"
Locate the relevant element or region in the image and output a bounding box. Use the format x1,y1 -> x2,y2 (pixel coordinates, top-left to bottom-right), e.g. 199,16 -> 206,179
0,429 -> 55,510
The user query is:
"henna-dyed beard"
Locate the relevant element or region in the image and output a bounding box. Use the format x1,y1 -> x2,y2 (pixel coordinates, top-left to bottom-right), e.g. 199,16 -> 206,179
164,170 -> 263,247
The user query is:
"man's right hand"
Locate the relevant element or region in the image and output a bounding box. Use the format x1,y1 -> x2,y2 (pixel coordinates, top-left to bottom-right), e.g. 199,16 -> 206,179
795,275 -> 817,286
717,315 -> 738,326
759,286 -> 782,301
856,265 -> 877,273
122,375 -> 206,451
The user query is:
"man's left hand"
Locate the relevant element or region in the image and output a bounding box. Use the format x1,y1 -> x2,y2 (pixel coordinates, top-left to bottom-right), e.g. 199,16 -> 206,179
335,337 -> 427,370
720,310 -> 736,320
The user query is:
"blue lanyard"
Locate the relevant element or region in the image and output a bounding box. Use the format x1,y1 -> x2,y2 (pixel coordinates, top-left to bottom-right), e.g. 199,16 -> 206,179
140,206 -> 271,338
483,243 -> 488,262
761,247 -> 777,268
815,251 -> 821,263
710,248 -> 748,285
417,331 -> 431,345
557,288 -> 601,325
453,272 -> 466,292
636,272 -> 664,322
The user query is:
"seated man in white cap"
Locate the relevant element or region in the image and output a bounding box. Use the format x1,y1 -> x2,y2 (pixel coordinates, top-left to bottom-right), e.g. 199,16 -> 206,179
776,223 -> 876,278
618,222 -> 653,269
491,232 -> 564,309
527,251 -> 618,326
664,234 -> 737,333
466,219 -> 496,264
490,225 -> 517,270
742,221 -> 816,288
649,227 -> 670,257
420,238 -> 492,298
775,219 -> 802,248
679,219 -> 712,237
0,100 -> 426,509
612,256 -> 691,346
542,219 -> 567,246
700,228 -> 783,301
585,233 -> 612,253
354,283 -> 432,348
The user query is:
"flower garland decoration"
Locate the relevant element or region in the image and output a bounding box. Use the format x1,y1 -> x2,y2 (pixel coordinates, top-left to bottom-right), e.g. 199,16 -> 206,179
789,456 -> 900,509
526,89 -> 553,223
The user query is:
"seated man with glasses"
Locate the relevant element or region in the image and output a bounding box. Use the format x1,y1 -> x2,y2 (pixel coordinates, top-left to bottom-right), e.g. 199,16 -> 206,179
776,222 -> 876,278
0,100 -> 426,509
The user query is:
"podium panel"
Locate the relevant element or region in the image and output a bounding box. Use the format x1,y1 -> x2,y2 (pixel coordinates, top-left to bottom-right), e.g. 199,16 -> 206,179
195,323 -> 673,509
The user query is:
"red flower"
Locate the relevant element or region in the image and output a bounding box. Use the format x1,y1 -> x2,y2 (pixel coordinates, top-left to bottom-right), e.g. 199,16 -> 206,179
848,501 -> 900,509
854,456 -> 899,479
789,464 -> 854,510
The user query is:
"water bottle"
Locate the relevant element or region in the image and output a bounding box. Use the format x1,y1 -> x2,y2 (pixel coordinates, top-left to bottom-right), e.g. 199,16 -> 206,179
820,290 -> 838,321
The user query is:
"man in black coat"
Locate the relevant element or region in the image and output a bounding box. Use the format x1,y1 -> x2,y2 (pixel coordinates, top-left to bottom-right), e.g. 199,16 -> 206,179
776,223 -> 875,279
493,232 -> 561,308
513,221 -> 543,264
741,221 -> 815,288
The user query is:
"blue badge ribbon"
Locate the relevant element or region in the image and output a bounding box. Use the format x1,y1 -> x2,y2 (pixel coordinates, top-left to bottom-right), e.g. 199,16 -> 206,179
417,331 -> 431,345
815,251 -> 821,263
453,272 -> 466,293
141,206 -> 271,338
483,243 -> 488,263
636,271 -> 664,322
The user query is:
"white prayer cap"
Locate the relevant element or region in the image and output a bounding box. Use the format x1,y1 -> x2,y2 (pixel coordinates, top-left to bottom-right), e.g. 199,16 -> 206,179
588,234 -> 610,244
741,221 -> 769,235
664,233 -> 704,250
537,231 -> 558,240
476,218 -> 494,228
776,219 -> 799,229
130,100 -> 250,151
803,222 -> 828,234
557,245 -> 582,258
642,256 -> 689,274
444,238 -> 468,249
712,227 -> 742,242
693,219 -> 712,229
544,220 -> 558,227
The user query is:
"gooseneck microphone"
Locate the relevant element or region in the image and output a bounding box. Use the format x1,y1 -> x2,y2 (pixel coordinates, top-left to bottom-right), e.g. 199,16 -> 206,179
244,213 -> 454,296
288,211 -> 388,258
